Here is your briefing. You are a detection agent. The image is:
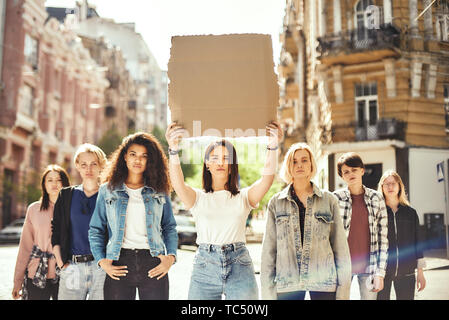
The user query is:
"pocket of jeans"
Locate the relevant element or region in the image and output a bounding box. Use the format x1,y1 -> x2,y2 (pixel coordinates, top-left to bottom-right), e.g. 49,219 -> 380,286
236,249 -> 253,266
193,254 -> 207,267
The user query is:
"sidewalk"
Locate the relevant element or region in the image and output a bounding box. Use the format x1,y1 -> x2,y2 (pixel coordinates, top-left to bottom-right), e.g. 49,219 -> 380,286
423,249 -> 449,270
245,218 -> 266,244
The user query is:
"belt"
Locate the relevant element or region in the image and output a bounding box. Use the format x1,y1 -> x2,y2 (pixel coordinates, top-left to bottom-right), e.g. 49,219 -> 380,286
199,242 -> 245,252
120,248 -> 151,255
72,254 -> 94,263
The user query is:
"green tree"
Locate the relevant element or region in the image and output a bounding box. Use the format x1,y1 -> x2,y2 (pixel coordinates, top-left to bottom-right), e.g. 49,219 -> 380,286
151,126 -> 198,180
97,127 -> 123,157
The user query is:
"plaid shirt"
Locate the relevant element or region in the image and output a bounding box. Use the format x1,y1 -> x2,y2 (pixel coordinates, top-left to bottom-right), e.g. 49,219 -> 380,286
333,186 -> 388,278
22,245 -> 59,300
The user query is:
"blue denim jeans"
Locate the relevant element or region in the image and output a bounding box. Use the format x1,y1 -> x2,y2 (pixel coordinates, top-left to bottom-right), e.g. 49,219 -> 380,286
352,274 -> 378,300
188,243 -> 259,300
58,260 -> 106,300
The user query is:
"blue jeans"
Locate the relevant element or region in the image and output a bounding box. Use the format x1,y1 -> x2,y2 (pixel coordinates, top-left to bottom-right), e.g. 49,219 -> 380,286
188,243 -> 259,300
352,274 -> 378,300
58,260 -> 106,300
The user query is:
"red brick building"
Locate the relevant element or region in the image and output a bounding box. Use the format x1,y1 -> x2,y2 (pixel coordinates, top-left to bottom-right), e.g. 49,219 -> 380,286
0,0 -> 108,228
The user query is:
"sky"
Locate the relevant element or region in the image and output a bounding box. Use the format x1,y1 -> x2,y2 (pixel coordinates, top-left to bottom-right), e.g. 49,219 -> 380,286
44,0 -> 287,71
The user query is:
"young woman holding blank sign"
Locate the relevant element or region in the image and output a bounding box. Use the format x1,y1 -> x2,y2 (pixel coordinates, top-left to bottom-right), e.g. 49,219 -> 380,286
165,121 -> 283,300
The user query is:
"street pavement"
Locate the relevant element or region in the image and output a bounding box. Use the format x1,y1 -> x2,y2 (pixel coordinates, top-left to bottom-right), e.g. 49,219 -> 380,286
1,217 -> 448,300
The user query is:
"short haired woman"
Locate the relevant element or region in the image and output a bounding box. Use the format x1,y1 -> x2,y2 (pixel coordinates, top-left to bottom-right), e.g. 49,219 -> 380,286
13,164 -> 70,300
51,143 -> 108,300
261,143 -> 351,300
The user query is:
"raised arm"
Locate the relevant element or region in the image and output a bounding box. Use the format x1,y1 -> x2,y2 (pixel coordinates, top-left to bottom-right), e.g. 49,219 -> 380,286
247,121 -> 283,208
165,122 -> 197,210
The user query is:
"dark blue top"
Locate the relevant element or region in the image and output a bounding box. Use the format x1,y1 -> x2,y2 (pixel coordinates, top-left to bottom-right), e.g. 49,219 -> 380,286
70,185 -> 98,255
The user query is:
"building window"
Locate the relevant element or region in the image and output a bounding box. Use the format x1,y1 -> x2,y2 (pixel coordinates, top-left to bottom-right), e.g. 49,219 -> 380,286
24,34 -> 39,70
355,0 -> 375,41
444,85 -> 449,132
20,85 -> 34,117
437,0 -> 449,41
436,16 -> 449,41
355,82 -> 378,128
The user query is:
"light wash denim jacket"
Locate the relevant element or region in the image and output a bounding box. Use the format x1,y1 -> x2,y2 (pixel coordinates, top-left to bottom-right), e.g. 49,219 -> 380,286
88,183 -> 178,264
261,183 -> 352,300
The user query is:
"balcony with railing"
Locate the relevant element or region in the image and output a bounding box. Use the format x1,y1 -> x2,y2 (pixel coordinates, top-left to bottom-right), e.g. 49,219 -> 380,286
332,118 -> 406,142
317,24 -> 401,65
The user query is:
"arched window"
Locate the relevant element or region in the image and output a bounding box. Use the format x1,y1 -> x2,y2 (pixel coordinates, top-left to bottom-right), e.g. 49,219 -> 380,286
354,0 -> 377,45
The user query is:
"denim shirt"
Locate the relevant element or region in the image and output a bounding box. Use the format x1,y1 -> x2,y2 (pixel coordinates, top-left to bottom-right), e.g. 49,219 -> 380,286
261,183 -> 352,300
88,183 -> 178,264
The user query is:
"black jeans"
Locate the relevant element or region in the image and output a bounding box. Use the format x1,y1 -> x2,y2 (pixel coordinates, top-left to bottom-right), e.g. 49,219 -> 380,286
26,278 -> 59,300
377,274 -> 416,300
277,291 -> 336,300
104,249 -> 169,300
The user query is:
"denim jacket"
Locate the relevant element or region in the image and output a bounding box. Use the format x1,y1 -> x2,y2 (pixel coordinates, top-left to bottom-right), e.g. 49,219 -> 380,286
261,183 -> 352,300
88,183 -> 178,264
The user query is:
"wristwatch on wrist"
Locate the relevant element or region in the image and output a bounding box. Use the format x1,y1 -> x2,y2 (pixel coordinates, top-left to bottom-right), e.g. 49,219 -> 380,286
267,144 -> 279,151
168,147 -> 180,155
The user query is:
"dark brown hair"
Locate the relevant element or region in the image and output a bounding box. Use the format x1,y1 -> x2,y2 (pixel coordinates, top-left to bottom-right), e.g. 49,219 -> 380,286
102,132 -> 171,194
40,164 -> 71,211
202,139 -> 240,196
337,152 -> 365,177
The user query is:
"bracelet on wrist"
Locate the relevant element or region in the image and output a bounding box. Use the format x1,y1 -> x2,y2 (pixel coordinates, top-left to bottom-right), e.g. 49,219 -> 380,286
168,147 -> 180,155
267,145 -> 279,151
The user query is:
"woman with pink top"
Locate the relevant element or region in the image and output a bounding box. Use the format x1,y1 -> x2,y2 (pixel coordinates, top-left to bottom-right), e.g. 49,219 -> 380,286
12,165 -> 70,300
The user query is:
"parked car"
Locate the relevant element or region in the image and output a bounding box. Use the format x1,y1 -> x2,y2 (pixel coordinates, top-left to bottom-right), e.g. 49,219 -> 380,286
0,218 -> 25,244
174,214 -> 197,248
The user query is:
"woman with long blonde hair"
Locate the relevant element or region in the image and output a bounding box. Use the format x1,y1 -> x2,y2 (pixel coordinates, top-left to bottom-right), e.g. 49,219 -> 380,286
377,170 -> 426,300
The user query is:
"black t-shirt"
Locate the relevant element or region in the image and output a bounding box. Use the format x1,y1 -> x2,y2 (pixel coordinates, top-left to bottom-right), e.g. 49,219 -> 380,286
290,185 -> 306,246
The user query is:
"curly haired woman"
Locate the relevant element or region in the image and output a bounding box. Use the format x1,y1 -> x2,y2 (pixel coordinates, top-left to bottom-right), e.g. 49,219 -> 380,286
88,132 -> 178,300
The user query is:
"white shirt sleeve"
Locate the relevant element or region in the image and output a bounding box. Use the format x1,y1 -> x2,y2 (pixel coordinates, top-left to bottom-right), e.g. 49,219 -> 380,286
189,188 -> 203,215
241,187 -> 259,211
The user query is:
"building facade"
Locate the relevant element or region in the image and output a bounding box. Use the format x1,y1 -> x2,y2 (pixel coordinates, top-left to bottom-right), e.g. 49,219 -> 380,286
279,0 -> 449,229
0,0 -> 108,228
80,35 -> 137,137
68,1 -> 168,132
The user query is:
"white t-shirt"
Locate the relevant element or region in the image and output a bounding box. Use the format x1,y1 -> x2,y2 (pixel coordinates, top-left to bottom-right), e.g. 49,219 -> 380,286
122,186 -> 150,250
190,187 -> 257,245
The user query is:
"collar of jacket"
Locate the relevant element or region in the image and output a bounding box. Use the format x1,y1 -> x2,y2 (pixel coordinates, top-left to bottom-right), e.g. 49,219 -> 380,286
111,183 -> 166,199
278,181 -> 323,200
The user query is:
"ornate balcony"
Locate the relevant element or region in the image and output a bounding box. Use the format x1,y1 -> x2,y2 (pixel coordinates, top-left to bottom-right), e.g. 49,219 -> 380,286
317,24 -> 401,66
332,118 -> 406,142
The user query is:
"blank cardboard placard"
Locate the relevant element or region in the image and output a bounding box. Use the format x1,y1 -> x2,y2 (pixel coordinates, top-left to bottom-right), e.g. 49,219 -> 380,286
168,34 -> 279,138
